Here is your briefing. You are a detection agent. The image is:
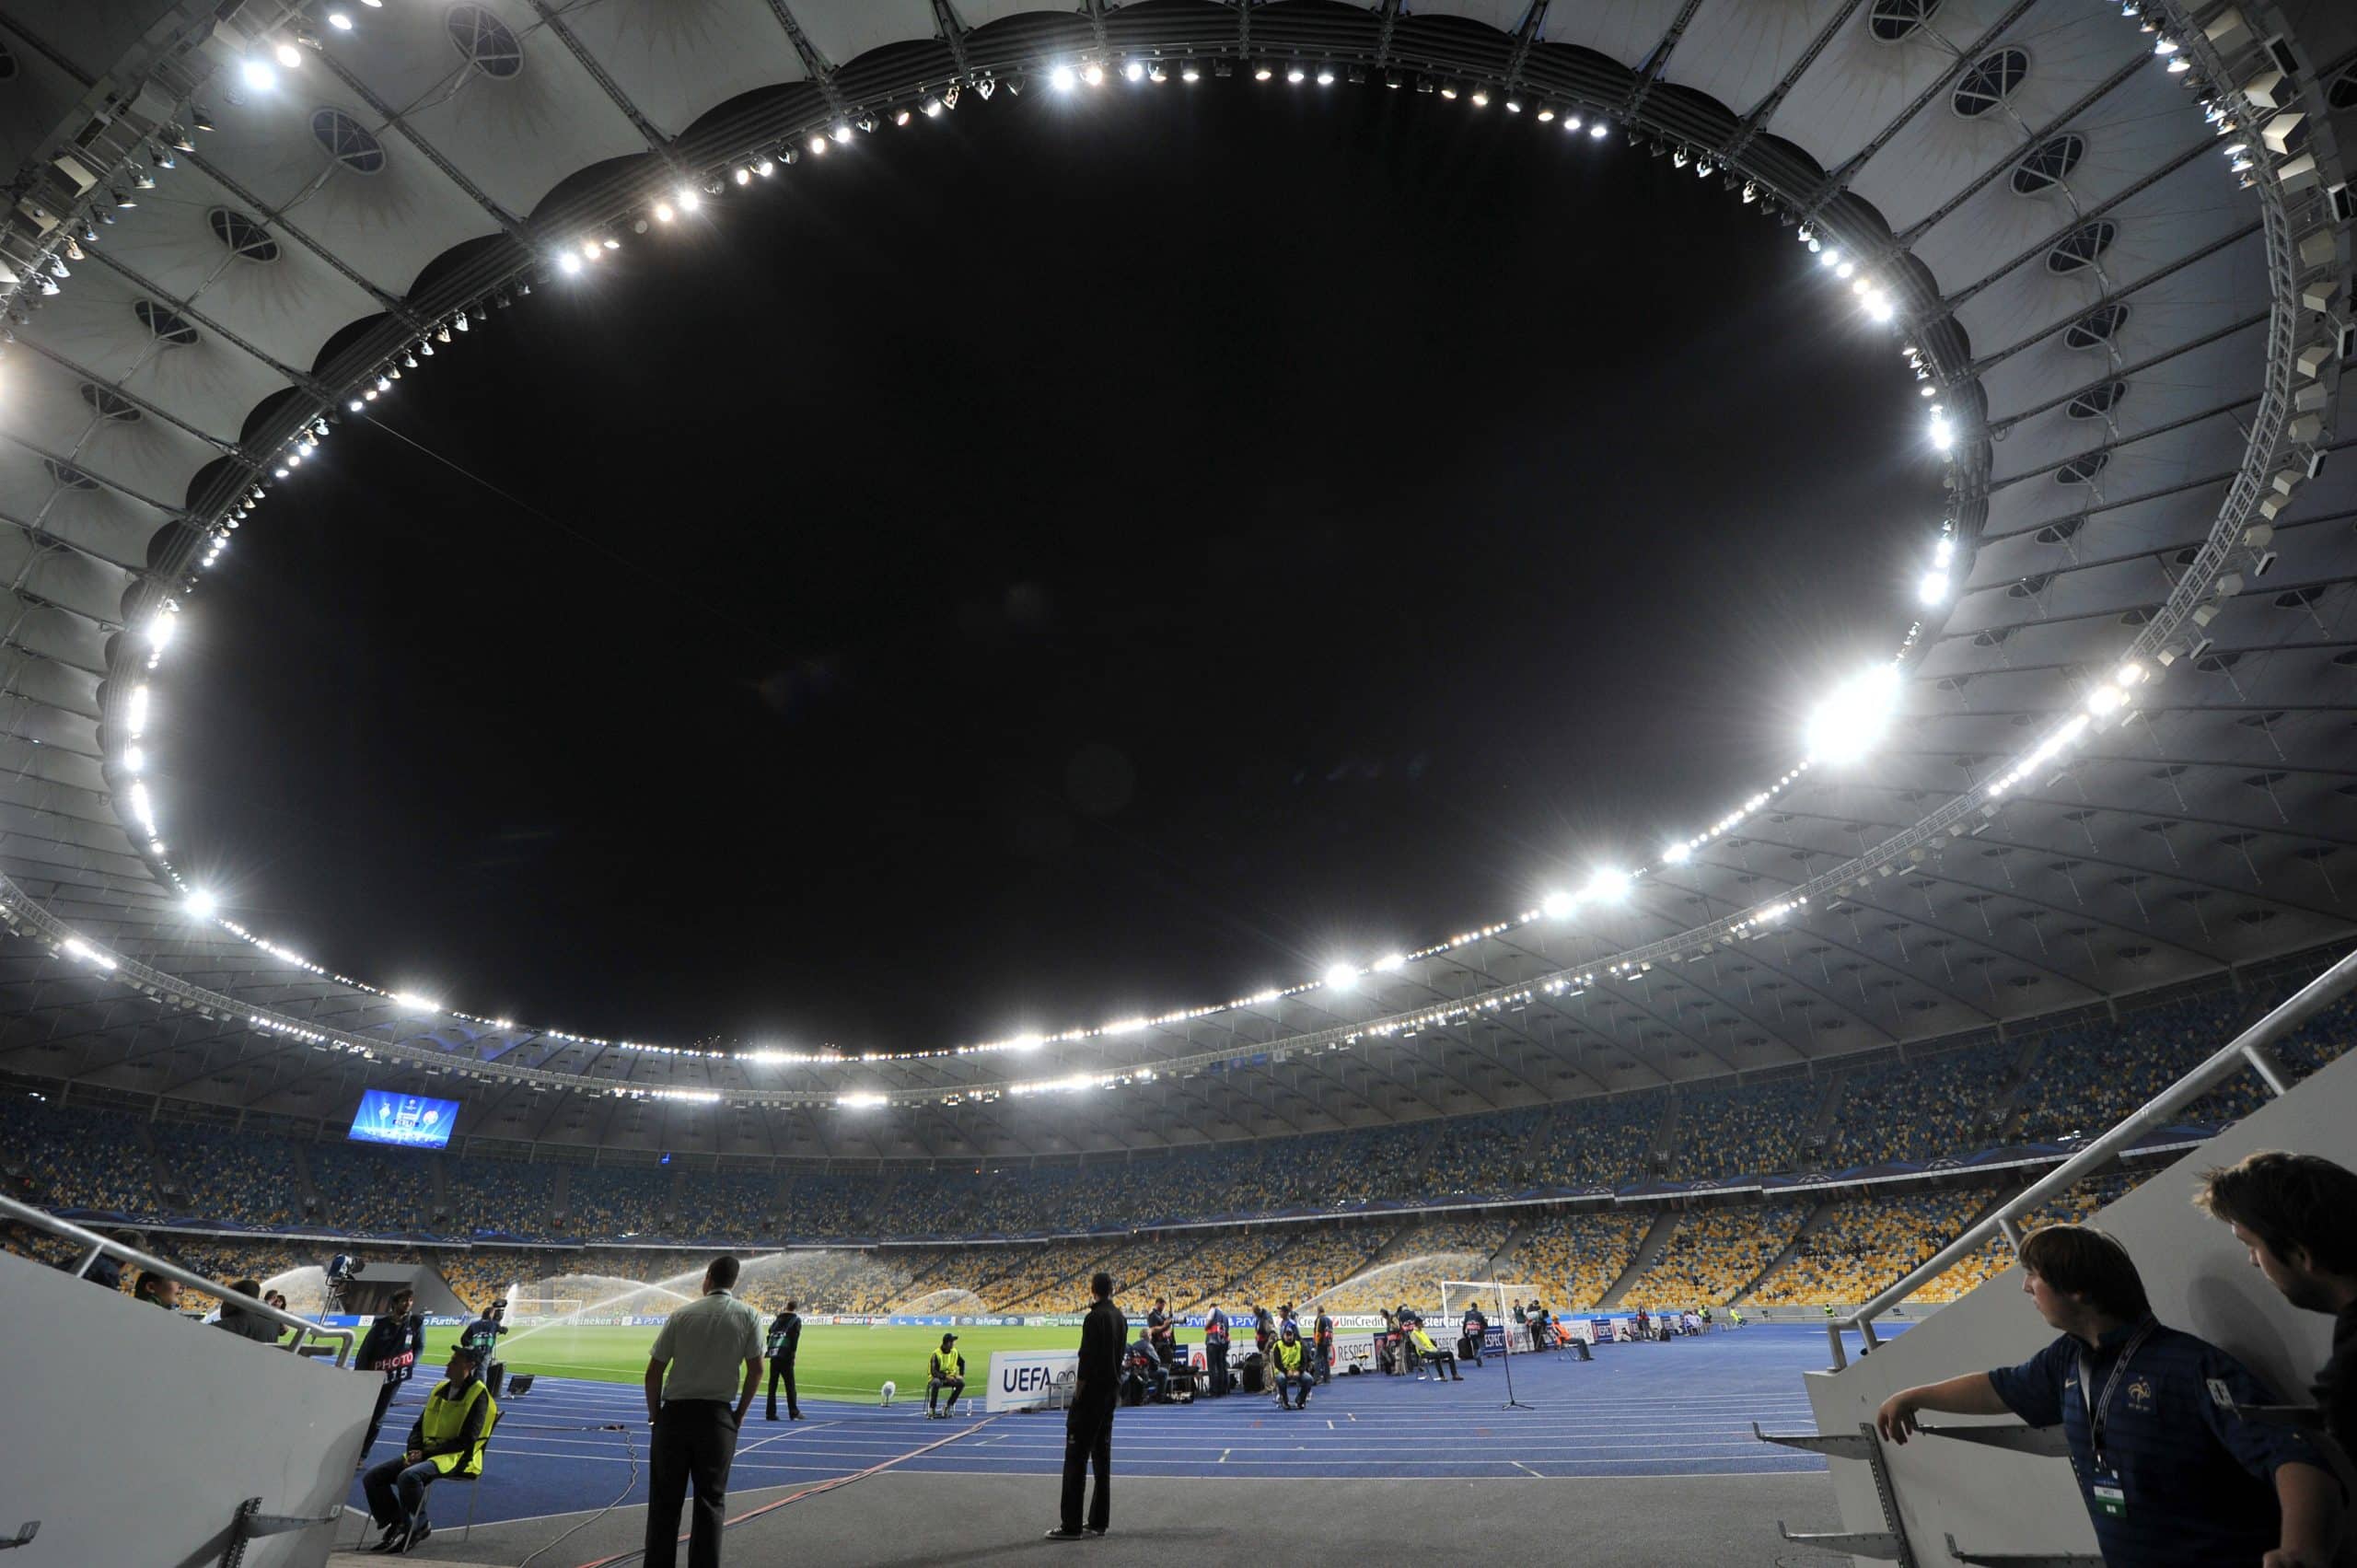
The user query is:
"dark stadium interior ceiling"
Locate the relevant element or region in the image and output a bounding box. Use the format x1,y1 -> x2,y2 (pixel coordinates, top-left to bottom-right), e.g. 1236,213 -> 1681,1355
0,0 -> 2348,1162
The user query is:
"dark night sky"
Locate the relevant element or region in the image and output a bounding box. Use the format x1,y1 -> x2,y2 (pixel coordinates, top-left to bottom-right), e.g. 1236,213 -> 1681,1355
159,81 -> 1940,1052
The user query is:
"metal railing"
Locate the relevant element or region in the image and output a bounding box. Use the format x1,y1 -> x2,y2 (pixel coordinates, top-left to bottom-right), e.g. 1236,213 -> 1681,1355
0,1191 -> 355,1366
1828,943 -> 2357,1369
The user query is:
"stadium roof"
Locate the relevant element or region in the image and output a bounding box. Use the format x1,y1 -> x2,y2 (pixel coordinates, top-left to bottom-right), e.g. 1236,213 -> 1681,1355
0,0 -> 2350,1159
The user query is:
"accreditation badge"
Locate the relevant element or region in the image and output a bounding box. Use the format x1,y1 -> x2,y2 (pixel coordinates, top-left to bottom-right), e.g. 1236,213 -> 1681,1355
2089,1471 -> 2128,1519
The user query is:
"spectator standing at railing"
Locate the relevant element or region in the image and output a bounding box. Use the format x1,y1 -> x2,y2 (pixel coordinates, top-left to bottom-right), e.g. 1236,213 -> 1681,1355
1875,1225 -> 2343,1568
133,1271 -> 180,1311
2196,1151 -> 2357,1452
215,1279 -> 284,1343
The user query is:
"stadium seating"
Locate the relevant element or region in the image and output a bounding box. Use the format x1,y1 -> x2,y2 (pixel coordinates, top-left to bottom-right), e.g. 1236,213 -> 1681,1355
1830,1038 -> 2017,1167
1750,1191 -> 1982,1307
0,1095 -> 161,1217
7,964 -> 2354,1330
306,1141 -> 441,1235
1668,1083 -> 1824,1181
150,1123 -> 301,1227
1626,1203 -> 1807,1306
1509,1211 -> 1652,1308
566,1164 -> 675,1237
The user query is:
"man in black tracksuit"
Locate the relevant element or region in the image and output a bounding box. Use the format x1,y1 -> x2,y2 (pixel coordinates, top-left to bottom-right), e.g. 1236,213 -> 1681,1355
356,1288 -> 424,1464
764,1299 -> 802,1421
1202,1306 -> 1230,1397
1046,1272 -> 1127,1540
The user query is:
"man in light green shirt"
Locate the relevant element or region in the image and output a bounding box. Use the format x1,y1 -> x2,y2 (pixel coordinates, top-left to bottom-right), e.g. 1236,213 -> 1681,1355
642,1257 -> 764,1568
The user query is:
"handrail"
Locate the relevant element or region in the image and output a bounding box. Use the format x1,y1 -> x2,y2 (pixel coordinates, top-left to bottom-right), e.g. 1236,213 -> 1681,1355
0,1191 -> 356,1367
1828,943 -> 2357,1369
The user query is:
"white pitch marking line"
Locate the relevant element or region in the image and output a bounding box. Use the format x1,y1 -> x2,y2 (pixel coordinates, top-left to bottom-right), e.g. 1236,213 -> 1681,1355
1219,1449 -> 1231,1465
1511,1461 -> 1544,1479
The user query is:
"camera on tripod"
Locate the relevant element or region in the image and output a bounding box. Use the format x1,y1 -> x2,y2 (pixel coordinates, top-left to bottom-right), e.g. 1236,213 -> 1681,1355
322,1252 -> 366,1317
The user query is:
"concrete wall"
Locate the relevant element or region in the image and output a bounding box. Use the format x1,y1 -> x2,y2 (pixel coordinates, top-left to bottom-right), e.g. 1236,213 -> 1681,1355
1802,1047 -> 2357,1566
0,1251 -> 377,1568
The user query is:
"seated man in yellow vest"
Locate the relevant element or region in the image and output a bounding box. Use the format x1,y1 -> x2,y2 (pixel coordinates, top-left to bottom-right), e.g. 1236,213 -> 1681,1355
1272,1322 -> 1314,1410
926,1332 -> 967,1420
1409,1323 -> 1463,1383
361,1343 -> 497,1554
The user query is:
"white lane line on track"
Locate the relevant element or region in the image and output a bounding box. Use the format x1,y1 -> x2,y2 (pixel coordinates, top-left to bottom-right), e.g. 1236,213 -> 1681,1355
1512,1461 -> 1544,1480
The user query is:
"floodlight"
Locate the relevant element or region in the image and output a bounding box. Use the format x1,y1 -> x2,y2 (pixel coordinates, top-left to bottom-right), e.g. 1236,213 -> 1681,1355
830,123 -> 853,144
1864,290 -> 1895,322
1663,842 -> 1691,865
1928,413 -> 1954,450
922,98 -> 943,117
1469,88 -> 1490,107
391,992 -> 437,1013
1082,63 -> 1105,86
678,187 -> 702,210
1286,64 -> 1306,83
1182,64 -> 1202,82
1541,889 -> 1576,920
1317,64 -> 1336,85
1583,869 -> 1628,905
185,889 -> 218,919
1150,63 -> 1168,82
734,165 -> 752,184
1562,114 -> 1582,131
1011,1033 -> 1045,1052
1254,63 -> 1273,81
2115,660 -> 2148,687
123,745 -> 145,773
1933,537 -> 1956,566
654,199 -> 676,221
327,11 -> 354,30
1323,963 -> 1359,991
1918,568 -> 1949,604
891,108 -> 911,126
1123,60 -> 1145,82
1537,105 -> 1556,122
147,615 -> 175,654
274,42 -> 304,68
239,59 -> 278,92
1504,96 -> 1522,112
127,683 -> 150,738
1588,120 -> 1609,138
558,252 -> 582,274
1440,83 -> 1459,99
2086,683 -> 2127,716
807,136 -> 827,156
1373,953 -> 1407,972
839,1092 -> 888,1109
1805,665 -> 1902,765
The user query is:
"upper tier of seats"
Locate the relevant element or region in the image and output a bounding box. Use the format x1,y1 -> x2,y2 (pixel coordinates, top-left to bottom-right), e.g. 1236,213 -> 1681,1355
6,981 -> 2347,1246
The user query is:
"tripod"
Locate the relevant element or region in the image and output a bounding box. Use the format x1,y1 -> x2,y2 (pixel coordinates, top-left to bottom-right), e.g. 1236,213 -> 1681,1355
1496,1292 -> 1534,1411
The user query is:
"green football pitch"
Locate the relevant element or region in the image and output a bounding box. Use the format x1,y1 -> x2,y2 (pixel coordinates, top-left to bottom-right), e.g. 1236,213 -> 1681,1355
420,1321 -> 1209,1400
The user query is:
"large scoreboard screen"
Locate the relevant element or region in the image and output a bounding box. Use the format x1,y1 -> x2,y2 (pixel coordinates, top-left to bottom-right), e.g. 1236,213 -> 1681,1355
347,1090 -> 459,1149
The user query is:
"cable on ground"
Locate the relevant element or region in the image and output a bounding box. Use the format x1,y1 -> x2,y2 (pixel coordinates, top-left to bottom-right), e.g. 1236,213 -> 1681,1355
513,1423 -> 640,1568
567,1413 -> 996,1568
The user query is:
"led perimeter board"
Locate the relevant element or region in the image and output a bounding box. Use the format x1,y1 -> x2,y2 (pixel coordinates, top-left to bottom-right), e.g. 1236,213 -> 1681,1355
348,1090 -> 460,1149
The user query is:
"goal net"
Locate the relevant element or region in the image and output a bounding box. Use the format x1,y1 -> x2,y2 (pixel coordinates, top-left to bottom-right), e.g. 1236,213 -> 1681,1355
1439,1281 -> 1590,1351
1440,1280 -> 1532,1353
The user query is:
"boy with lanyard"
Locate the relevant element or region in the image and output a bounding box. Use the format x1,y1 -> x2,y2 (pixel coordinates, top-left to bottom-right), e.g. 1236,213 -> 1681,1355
1875,1225 -> 2342,1568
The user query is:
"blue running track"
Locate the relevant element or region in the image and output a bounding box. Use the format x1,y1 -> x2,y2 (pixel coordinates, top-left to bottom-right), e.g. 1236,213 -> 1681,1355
348,1324 -> 1890,1532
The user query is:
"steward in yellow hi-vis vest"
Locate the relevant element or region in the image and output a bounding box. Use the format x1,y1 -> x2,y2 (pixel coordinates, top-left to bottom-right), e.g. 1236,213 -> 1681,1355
926,1332 -> 967,1420
359,1346 -> 496,1554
